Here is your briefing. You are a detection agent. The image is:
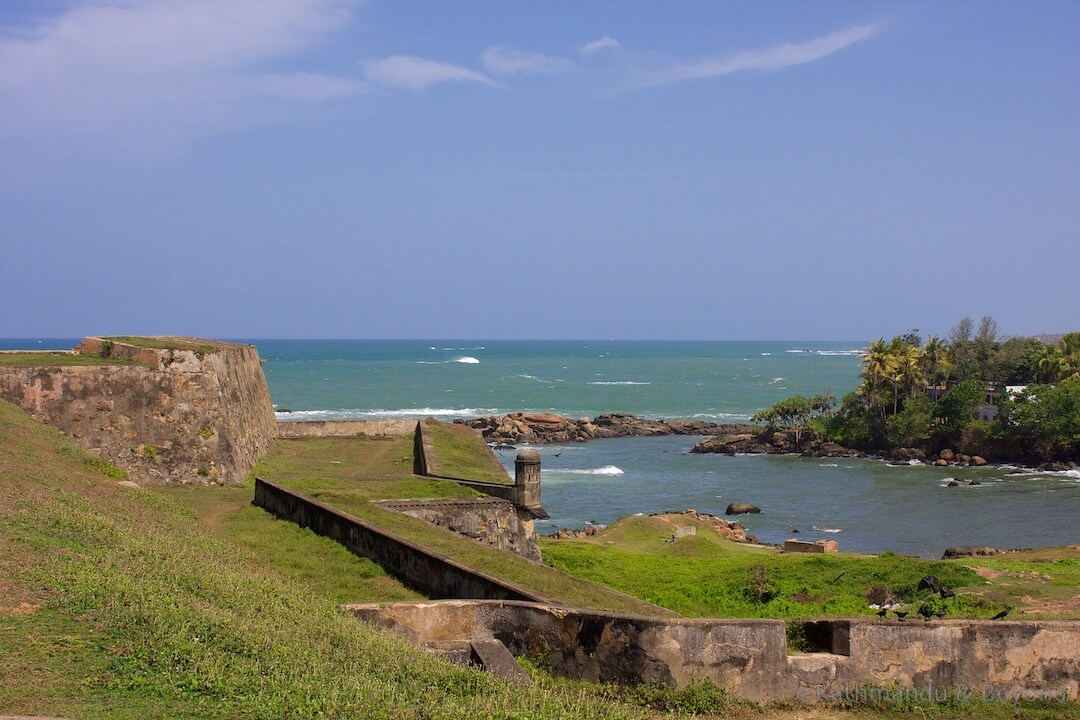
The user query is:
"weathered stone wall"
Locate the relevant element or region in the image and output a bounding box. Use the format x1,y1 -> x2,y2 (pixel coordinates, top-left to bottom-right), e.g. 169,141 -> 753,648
254,478 -> 549,602
347,601 -> 1080,704
0,338 -> 276,485
276,419 -> 417,438
376,498 -> 541,562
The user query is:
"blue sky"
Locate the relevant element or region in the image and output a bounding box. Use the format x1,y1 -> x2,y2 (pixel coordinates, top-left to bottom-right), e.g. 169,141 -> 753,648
1,0 -> 1077,341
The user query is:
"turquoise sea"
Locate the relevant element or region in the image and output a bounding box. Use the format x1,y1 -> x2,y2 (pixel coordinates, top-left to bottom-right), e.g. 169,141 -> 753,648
5,338 -> 1079,557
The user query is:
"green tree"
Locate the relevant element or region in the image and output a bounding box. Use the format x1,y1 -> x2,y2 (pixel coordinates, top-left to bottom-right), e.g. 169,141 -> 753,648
886,394 -> 934,447
996,377 -> 1080,461
752,395 -> 814,448
935,378 -> 985,436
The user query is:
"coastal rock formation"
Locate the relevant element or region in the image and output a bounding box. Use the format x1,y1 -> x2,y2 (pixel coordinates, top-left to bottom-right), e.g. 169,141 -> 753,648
689,429 -> 859,457
458,412 -> 743,445
725,502 -> 761,516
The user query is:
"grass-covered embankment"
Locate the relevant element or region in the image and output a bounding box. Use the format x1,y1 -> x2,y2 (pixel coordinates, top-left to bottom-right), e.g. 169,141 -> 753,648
0,398 -> 657,718
541,514 -> 1080,620
0,351 -> 144,368
250,435 -> 671,616
423,418 -> 512,484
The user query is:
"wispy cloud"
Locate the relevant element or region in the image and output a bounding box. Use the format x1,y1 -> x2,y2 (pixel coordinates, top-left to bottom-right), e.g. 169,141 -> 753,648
581,36 -> 621,56
481,46 -> 573,76
0,0 -> 361,143
640,23 -> 881,87
366,54 -> 495,91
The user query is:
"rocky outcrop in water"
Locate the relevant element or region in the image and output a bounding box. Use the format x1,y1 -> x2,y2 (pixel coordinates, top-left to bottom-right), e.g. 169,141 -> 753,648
458,412 -> 747,445
689,428 -> 859,457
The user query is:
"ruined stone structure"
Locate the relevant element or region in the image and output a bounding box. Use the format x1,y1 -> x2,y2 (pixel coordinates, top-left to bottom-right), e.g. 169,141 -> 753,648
0,337 -> 276,485
375,497 -> 541,562
349,600 -> 1080,704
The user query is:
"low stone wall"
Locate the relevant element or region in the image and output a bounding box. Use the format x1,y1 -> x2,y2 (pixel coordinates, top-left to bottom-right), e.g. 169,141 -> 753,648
276,419 -> 417,438
253,478 -> 550,602
0,338 -> 276,485
346,600 -> 1080,704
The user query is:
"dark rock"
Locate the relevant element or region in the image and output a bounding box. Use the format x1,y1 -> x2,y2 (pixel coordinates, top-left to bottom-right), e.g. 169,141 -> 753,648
946,480 -> 960,487
942,546 -> 1001,559
726,502 -> 761,515
940,448 -> 956,462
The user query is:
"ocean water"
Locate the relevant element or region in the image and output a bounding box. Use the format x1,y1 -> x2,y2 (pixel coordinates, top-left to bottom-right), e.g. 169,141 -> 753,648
5,338 -> 1078,556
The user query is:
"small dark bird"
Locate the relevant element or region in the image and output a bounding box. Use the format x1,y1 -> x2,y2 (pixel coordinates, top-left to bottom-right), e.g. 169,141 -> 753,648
918,603 -> 933,620
991,607 -> 1012,620
939,587 -> 956,600
917,575 -> 939,592
876,608 -> 888,618
893,611 -> 909,621
934,607 -> 948,620
553,452 -> 562,457
830,572 -> 846,584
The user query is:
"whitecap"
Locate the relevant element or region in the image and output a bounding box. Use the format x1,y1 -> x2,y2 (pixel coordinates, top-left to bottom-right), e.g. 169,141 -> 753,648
816,349 -> 865,356
587,381 -> 651,386
768,377 -> 784,384
556,466 -> 625,476
760,352 -> 771,356
276,407 -> 500,421
812,526 -> 842,533
786,349 -> 810,354
819,463 -> 839,467
455,356 -> 480,364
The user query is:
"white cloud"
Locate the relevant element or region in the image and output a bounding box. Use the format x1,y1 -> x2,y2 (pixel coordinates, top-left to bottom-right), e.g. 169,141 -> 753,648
481,46 -> 573,76
581,36 -> 621,55
640,23 -> 881,87
0,0 -> 361,141
366,54 -> 495,91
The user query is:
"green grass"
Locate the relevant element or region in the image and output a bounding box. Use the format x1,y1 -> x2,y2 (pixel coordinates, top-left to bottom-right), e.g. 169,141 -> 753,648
103,336 -> 234,354
253,437 -> 670,616
0,398 -> 654,719
155,484 -> 424,605
0,351 -> 143,368
423,418 -> 513,483
538,515 -> 1069,620
3,399 -> 1076,720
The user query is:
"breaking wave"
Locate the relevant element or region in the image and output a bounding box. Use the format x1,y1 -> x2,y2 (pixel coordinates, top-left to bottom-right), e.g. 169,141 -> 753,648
276,407 -> 498,421
557,466 -> 625,476
587,381 -> 651,386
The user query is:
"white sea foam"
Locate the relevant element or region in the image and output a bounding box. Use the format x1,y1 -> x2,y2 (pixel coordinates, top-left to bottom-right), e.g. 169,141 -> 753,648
276,407 -> 499,421
819,463 -> 839,467
786,349 -> 810,354
512,374 -> 553,384
558,465 -> 625,476
812,526 -> 842,533
816,349 -> 865,356
689,412 -> 752,421
454,356 -> 480,364
760,352 -> 771,356
768,377 -> 784,384
587,381 -> 651,386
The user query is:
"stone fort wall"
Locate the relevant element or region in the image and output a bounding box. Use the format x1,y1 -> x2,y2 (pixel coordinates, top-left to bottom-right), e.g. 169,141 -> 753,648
0,337 -> 277,485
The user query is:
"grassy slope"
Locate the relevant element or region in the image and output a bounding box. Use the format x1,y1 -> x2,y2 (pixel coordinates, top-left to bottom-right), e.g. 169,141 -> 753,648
0,352 -> 143,368
251,436 -> 671,615
424,418 -> 512,484
2,401 -> 1073,719
0,399 -> 648,719
541,515 -> 1080,620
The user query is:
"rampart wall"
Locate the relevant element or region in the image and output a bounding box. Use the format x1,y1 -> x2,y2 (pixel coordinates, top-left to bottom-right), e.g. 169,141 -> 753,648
0,337 -> 276,485
347,600 -> 1080,704
253,478 -> 550,602
277,419 -> 417,438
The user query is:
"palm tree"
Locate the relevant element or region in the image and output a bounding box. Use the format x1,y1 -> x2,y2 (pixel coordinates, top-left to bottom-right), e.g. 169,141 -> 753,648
920,336 -> 953,386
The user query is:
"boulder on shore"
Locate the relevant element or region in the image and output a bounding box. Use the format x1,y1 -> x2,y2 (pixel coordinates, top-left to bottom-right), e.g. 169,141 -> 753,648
725,502 -> 761,515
